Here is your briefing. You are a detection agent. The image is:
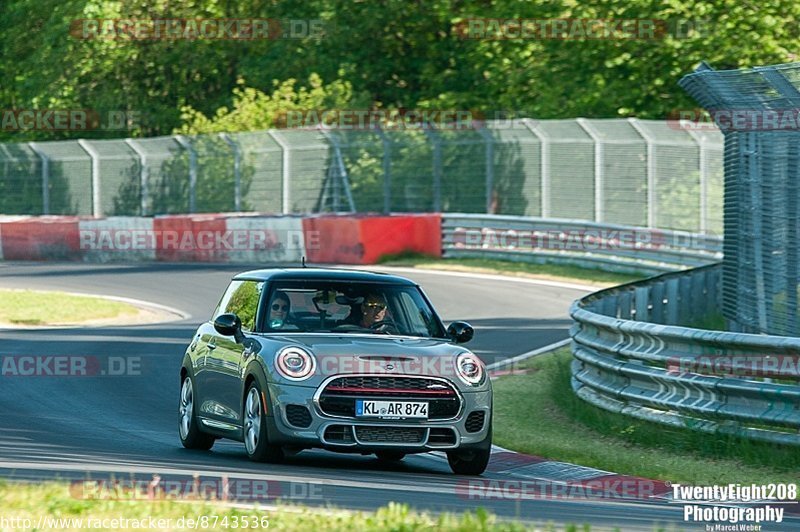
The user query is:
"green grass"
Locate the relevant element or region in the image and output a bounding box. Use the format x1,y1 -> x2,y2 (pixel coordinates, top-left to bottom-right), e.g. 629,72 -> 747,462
493,348 -> 800,487
377,253 -> 645,286
685,310 -> 727,330
0,289 -> 138,326
0,481 -> 553,531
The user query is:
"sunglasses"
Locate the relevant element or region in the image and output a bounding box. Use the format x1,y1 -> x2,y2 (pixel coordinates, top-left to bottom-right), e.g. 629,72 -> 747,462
363,302 -> 386,310
271,303 -> 288,311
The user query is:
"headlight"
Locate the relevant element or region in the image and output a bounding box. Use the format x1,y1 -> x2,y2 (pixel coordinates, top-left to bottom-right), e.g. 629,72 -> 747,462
455,352 -> 485,386
275,346 -> 316,381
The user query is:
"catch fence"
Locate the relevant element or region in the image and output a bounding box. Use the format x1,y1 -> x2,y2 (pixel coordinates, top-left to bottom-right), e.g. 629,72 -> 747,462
0,119 -> 723,236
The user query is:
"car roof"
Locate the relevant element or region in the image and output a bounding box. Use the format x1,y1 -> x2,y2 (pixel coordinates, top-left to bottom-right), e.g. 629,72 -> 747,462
232,267 -> 417,286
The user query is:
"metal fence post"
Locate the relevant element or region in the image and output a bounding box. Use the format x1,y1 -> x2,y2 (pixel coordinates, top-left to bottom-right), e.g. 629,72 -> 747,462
476,127 -> 495,213
523,119 -> 549,217
424,129 -> 442,212
317,130 -> 356,213
320,131 -> 341,211
685,128 -> 708,234
375,126 -> 392,214
219,133 -> 241,212
0,146 -> 7,186
266,130 -> 291,214
174,135 -> 197,213
28,142 -> 49,215
77,139 -> 102,217
745,132 -> 768,331
628,118 -> 656,228
125,139 -> 149,216
576,119 -> 604,222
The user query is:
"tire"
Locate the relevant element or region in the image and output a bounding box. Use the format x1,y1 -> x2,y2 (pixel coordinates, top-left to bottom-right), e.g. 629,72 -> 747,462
447,426 -> 491,475
375,451 -> 406,462
178,374 -> 215,450
243,381 -> 284,463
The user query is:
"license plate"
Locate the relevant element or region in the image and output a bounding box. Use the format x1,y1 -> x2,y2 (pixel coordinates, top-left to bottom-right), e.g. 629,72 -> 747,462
355,400 -> 428,419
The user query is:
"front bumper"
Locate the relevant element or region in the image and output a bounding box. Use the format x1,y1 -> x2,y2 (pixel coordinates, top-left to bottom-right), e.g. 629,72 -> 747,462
266,379 -> 491,452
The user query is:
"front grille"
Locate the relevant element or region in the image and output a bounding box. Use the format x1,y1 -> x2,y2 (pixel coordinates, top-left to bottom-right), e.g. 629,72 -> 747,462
286,405 -> 312,428
465,411 -> 486,433
325,376 -> 457,394
429,427 -> 457,446
324,425 -> 354,443
318,376 -> 461,420
354,426 -> 426,444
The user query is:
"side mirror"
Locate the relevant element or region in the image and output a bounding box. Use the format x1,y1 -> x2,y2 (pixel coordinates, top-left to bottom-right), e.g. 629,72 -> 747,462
214,313 -> 245,344
447,321 -> 474,344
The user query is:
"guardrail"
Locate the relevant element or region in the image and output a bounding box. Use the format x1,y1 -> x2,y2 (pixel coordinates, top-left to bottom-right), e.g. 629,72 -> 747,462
442,214 -> 722,275
570,263 -> 800,446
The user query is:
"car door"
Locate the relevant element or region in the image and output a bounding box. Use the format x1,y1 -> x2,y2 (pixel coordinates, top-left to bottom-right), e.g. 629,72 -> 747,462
203,279 -> 263,426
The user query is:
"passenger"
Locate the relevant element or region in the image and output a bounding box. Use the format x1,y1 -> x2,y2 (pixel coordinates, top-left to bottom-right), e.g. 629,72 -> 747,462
268,291 -> 291,329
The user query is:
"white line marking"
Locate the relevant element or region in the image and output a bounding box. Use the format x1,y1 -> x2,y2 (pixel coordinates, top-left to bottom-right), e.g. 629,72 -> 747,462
355,266 -> 597,292
487,338 -> 572,371
0,287 -> 190,328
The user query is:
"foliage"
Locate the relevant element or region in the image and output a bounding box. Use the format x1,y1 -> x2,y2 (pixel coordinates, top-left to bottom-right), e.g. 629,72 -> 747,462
225,281 -> 262,331
176,75 -> 368,135
1,0 -> 794,219
2,0 -> 799,142
0,483 -> 536,531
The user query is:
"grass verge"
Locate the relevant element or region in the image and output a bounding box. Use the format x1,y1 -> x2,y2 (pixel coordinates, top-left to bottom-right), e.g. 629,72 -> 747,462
493,348 -> 800,487
377,253 -> 645,287
0,289 -> 138,326
0,481 -> 549,531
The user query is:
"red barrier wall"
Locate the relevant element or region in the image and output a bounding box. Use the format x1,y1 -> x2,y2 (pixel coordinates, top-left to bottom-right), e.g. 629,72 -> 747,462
153,215 -> 229,262
302,214 -> 441,264
0,217 -> 81,260
301,216 -> 363,264
0,213 -> 442,264
359,214 -> 441,263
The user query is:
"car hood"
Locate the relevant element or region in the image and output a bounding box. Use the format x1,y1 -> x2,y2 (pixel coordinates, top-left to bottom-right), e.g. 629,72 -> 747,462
255,333 -> 474,386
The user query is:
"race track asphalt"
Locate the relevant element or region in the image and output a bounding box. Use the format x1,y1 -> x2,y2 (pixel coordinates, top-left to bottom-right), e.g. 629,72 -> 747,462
1,262 -> 792,530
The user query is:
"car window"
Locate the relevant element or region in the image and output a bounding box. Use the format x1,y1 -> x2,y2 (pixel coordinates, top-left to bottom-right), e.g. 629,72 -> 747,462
396,291 -> 437,336
263,280 -> 446,338
213,280 -> 264,332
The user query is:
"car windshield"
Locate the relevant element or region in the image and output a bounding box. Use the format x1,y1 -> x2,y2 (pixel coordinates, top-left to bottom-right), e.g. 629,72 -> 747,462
262,280 -> 447,338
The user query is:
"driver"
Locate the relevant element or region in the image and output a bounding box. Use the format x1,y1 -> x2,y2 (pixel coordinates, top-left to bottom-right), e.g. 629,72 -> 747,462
358,292 -> 388,328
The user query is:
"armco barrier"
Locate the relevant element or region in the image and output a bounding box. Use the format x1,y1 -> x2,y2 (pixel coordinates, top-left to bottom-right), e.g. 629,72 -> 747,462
570,264 -> 800,446
442,214 -> 721,275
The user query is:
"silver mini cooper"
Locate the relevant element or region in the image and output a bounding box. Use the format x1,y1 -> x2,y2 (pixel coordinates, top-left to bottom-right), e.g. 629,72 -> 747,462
179,268 -> 492,475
